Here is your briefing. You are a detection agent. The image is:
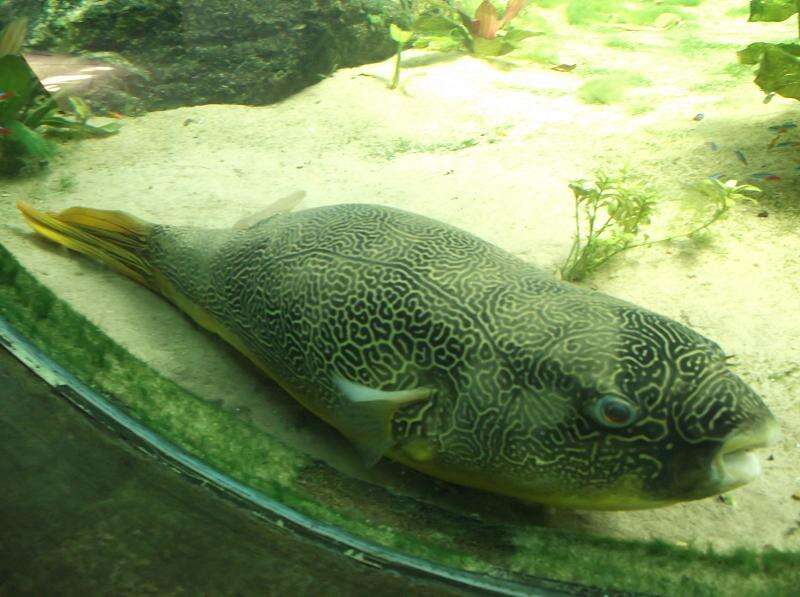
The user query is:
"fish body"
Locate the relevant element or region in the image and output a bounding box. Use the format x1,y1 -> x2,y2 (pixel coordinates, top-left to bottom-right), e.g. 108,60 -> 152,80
17,201 -> 779,510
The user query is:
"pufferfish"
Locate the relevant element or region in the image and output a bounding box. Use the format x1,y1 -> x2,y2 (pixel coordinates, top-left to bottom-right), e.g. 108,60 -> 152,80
17,197 -> 780,510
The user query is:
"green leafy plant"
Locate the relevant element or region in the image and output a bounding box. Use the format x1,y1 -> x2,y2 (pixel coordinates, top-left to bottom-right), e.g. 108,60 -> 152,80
0,18 -> 121,176
564,0 -> 690,27
577,72 -> 651,104
738,1 -> 800,101
389,0 -> 536,88
560,172 -> 656,282
559,173 -> 761,282
389,23 -> 414,89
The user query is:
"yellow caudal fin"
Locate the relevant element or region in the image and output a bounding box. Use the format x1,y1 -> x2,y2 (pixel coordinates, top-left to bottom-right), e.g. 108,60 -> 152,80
17,201 -> 156,289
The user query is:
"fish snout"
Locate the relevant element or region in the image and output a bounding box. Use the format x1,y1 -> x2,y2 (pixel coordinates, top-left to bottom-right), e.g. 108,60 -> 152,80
708,414 -> 781,494
652,411 -> 780,504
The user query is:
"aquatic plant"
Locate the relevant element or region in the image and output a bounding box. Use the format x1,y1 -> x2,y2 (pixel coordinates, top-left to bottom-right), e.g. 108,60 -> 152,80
738,1 -> 800,102
0,18 -> 120,176
564,0 -> 692,27
577,72 -> 651,104
559,172 -> 655,282
559,173 -> 761,282
389,0 -> 537,88
389,23 -> 414,89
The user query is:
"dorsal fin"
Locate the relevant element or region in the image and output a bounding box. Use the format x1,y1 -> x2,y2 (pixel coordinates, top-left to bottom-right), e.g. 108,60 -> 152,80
332,374 -> 436,467
233,190 -> 305,230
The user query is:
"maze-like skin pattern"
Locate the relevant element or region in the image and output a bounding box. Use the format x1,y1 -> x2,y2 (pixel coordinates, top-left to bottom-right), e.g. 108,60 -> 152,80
148,204 -> 772,506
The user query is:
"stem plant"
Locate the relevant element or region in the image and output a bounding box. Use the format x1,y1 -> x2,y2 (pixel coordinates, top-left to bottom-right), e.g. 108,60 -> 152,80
560,174 -> 761,282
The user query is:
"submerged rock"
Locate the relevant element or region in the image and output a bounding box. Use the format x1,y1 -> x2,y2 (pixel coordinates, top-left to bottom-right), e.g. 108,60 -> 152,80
2,0 -> 398,111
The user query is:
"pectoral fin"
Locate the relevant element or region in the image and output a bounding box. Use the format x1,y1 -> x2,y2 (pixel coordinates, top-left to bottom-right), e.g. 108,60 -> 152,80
234,190 -> 306,229
332,374 -> 435,467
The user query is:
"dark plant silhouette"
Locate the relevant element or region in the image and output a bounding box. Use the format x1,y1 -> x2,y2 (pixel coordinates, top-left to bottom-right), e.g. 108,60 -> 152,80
0,18 -> 120,175
389,0 -> 535,88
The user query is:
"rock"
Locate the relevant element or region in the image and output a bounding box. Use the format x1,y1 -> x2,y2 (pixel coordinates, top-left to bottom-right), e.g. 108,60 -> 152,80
2,0 -> 399,111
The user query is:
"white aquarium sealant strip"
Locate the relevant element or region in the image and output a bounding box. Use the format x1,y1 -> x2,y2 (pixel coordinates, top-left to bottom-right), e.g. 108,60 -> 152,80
0,315 -> 625,597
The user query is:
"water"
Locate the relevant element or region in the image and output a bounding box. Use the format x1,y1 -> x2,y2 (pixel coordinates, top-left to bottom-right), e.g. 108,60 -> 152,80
1,1 -> 799,594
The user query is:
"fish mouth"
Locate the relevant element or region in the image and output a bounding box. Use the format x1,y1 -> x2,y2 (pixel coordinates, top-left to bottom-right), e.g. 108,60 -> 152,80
710,418 -> 781,493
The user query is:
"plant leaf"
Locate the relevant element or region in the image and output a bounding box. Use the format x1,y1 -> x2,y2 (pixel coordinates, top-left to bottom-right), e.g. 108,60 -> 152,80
738,42 -> 770,65
749,0 -> 798,22
502,28 -> 538,44
390,23 -> 413,44
413,35 -> 463,51
68,96 -> 92,123
83,122 -> 122,135
5,119 -> 54,158
0,18 -> 27,57
736,184 -> 763,194
473,0 -> 501,39
472,36 -> 512,56
23,95 -> 58,129
412,14 -> 463,36
40,112 -> 122,137
754,44 -> 800,100
0,54 -> 36,122
500,0 -> 528,27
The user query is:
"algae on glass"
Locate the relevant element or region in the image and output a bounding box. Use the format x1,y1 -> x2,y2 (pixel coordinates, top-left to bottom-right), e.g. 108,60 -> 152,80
2,0 -> 800,595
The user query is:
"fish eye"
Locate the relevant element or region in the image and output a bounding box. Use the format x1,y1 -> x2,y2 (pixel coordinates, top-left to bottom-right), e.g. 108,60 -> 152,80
590,395 -> 638,428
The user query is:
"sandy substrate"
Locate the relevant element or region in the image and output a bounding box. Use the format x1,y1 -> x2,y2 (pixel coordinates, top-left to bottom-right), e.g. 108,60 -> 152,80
2,0 -> 799,552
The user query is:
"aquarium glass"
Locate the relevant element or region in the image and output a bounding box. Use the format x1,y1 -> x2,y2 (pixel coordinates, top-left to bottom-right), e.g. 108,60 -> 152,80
1,1 -> 799,594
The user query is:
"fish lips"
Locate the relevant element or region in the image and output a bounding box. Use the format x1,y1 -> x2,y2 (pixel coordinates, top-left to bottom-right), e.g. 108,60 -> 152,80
709,416 -> 781,493
658,416 -> 781,502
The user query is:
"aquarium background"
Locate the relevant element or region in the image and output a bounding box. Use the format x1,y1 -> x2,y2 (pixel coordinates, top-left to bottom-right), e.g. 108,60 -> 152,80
1,0 -> 799,594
